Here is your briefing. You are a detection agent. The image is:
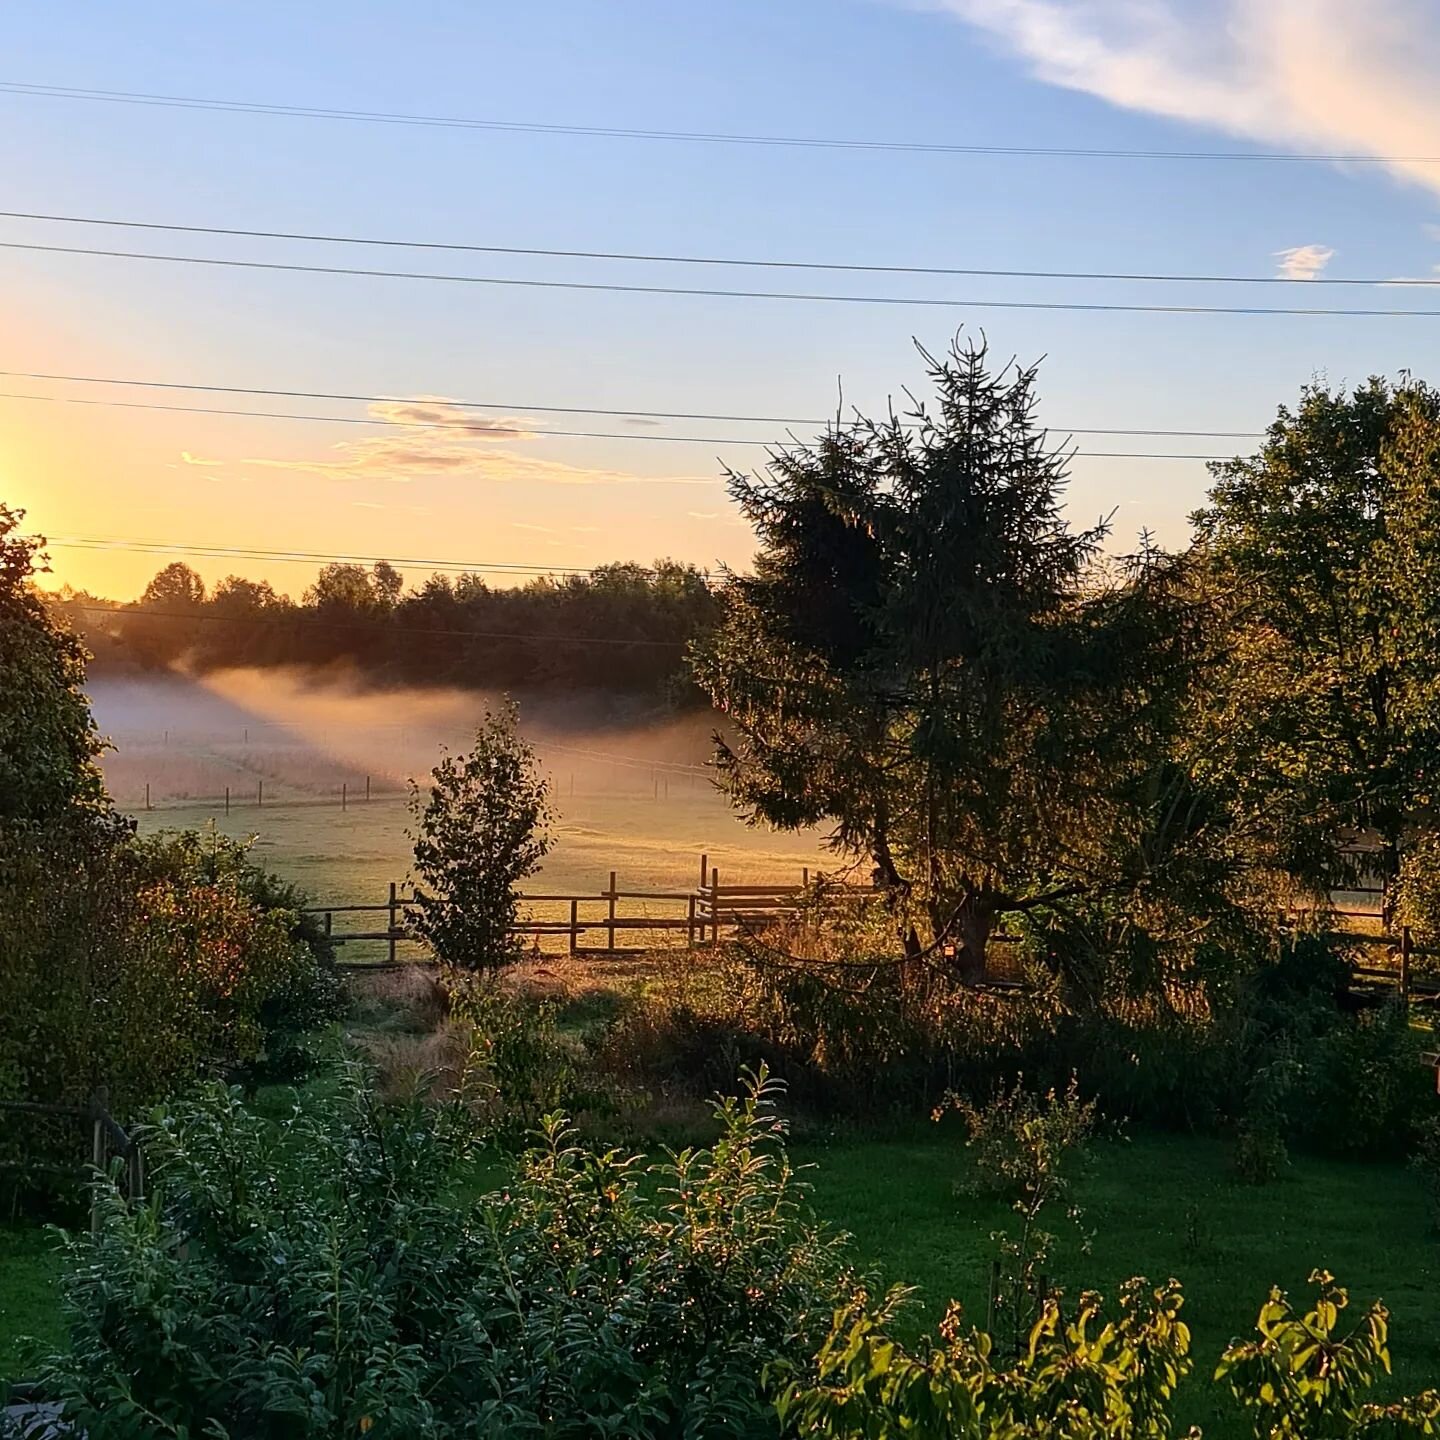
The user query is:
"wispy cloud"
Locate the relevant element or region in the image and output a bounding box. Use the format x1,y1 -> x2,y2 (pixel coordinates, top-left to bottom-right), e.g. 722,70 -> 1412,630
179,396 -> 722,487
180,450 -> 223,466
1274,244 -> 1336,280
926,1 -> 1440,198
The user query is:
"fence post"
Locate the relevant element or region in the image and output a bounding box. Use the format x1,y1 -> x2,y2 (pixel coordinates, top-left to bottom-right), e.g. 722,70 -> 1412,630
607,871 -> 617,953
225,785 -> 230,815
687,893 -> 696,950
258,779 -> 263,807
388,882 -> 398,966
711,868 -> 721,945
145,782 -> 151,811
90,1086 -> 109,1235
570,898 -> 579,956
324,911 -> 333,940
699,853 -> 709,889
1401,925 -> 1413,1002
342,782 -> 347,811
366,774 -> 371,802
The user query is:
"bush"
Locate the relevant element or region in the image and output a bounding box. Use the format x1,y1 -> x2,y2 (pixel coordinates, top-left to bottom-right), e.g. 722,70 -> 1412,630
781,1271 -> 1440,1438
408,702 -> 552,972
0,825 -> 340,1193
1393,832 -> 1440,944
27,1066 -> 860,1437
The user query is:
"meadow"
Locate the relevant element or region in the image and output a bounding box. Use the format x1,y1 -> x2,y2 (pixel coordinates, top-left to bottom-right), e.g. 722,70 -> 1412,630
90,672 -> 830,954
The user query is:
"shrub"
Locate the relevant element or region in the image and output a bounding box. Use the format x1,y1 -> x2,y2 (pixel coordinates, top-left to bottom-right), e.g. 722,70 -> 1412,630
0,825 -> 340,1194
440,968 -> 604,1143
408,702 -> 552,972
1410,1116 -> 1440,1234
782,1272 -> 1440,1438
937,1076 -> 1097,1357
27,1066 -> 860,1437
1393,832 -> 1440,944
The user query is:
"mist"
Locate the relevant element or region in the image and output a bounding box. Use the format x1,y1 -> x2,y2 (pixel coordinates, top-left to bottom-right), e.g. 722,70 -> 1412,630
88,668 -> 722,809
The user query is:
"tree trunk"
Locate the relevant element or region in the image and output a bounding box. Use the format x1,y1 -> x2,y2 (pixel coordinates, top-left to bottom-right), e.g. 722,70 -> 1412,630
951,895 -> 996,985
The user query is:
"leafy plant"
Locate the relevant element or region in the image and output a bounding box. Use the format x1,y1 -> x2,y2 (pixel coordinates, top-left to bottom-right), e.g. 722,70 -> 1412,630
782,1272 -> 1440,1439
937,1076 -> 1097,1356
25,1065 -> 860,1437
408,702 -> 552,972
778,1276 -> 1195,1439
1215,1271 -> 1440,1437
1410,1116 -> 1440,1234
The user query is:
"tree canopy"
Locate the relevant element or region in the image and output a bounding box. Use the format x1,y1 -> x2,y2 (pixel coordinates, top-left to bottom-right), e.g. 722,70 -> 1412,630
693,339 -> 1205,982
0,505 -> 108,834
1193,375 -> 1440,881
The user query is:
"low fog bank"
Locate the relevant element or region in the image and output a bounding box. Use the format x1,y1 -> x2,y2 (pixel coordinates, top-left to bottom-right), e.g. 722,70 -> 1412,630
88,668 -> 723,807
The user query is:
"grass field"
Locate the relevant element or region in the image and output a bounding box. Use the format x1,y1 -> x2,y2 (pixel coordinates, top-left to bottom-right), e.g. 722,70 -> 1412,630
7,1121 -> 1434,1429
795,1128 -> 1438,1434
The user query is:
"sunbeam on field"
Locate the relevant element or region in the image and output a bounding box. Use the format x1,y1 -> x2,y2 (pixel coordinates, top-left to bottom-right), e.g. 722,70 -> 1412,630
88,671 -> 831,914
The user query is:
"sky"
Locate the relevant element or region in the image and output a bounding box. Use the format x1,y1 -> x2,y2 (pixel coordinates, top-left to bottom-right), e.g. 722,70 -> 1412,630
9,0 -> 1440,600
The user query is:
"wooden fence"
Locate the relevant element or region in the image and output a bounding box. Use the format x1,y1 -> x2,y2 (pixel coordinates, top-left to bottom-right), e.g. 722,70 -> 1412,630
308,857 -> 872,968
0,1087 -> 144,1228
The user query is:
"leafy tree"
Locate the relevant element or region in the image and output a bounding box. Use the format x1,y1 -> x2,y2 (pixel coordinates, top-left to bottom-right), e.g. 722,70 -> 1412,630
408,703 -> 553,971
370,558 -> 404,609
1193,376 -> 1440,888
693,339 -> 1202,982
124,560 -> 210,666
140,561 -> 206,609
0,505 -> 108,832
304,561 -> 379,614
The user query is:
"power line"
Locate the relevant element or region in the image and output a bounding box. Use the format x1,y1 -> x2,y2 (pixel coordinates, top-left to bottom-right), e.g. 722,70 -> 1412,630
0,209 -> 1429,288
62,602 -> 691,649
46,538 -> 609,577
0,389 -> 1240,457
0,368 -> 1267,439
1,81 -> 1432,164
6,239 -> 1440,318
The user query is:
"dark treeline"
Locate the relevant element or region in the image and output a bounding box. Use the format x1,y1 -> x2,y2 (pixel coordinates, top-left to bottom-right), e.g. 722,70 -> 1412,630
53,557 -> 720,697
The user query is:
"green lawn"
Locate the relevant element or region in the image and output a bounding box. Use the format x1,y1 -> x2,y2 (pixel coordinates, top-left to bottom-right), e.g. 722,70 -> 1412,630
796,1127 -> 1440,1436
0,1225 -> 66,1385
5,1120 -> 1435,1430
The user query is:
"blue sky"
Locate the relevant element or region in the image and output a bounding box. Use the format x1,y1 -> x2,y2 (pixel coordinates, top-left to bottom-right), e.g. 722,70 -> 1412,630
7,0 -> 1440,598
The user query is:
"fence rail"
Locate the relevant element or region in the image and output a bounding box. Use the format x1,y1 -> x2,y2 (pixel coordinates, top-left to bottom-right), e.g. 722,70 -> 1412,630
309,857 -> 877,966
0,1087 -> 145,1227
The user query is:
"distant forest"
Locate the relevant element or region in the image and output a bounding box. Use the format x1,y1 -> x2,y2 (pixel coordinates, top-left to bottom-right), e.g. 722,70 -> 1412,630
51,558 -> 719,698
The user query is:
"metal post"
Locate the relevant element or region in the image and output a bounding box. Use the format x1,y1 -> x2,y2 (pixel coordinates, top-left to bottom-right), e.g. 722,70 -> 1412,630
570,898 -> 579,956
388,882 -> 398,966
607,871 -> 617,953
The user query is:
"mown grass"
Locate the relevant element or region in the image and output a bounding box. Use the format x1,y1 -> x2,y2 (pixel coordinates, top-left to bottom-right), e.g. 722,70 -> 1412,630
0,1225 -> 65,1385
796,1125 -> 1439,1436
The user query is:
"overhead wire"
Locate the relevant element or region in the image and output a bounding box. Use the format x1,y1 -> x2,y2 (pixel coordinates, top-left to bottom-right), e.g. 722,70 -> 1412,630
0,209 -> 1428,288
0,368 -> 1267,439
5,239 -> 1439,317
1,81 -> 1433,164
0,389 -> 1241,458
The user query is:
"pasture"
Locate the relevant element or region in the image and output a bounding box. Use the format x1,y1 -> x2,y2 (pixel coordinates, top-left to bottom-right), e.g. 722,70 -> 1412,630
90,672 -> 831,930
